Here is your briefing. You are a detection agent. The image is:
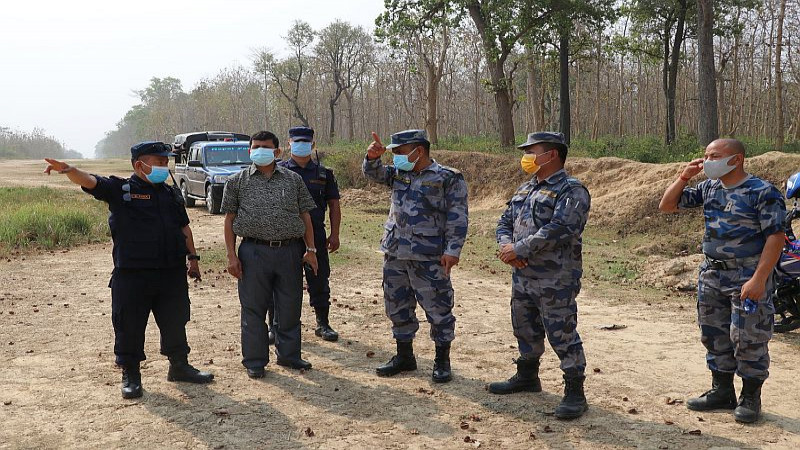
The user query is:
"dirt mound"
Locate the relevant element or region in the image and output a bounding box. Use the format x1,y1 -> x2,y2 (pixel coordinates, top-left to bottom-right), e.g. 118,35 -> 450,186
431,150 -> 800,238
638,253 -> 705,291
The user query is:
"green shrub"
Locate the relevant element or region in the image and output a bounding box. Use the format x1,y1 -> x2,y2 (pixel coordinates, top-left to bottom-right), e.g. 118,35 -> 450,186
0,187 -> 108,253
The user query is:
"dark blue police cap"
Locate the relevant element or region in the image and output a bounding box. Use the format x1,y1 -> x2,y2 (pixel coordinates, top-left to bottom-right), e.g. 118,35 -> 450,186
131,141 -> 172,160
517,132 -> 568,150
386,129 -> 429,150
289,126 -> 314,142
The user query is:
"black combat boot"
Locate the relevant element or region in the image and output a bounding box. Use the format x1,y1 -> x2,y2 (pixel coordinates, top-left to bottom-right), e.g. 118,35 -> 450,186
376,340 -> 417,377
314,307 -> 339,342
167,356 -> 214,383
488,358 -> 542,394
432,342 -> 452,383
554,373 -> 588,419
687,370 -> 737,411
734,378 -> 764,423
121,364 -> 143,399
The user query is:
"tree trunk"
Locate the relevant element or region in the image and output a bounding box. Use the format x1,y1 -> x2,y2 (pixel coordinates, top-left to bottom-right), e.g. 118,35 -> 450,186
776,0 -> 787,150
344,90 -> 355,141
424,63 -> 440,144
487,60 -> 516,146
697,0 -> 719,146
664,2 -> 687,145
559,27 -> 571,144
328,98 -> 337,141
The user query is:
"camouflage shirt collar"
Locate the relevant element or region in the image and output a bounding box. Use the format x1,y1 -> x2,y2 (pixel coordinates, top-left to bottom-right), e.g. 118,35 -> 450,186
720,173 -> 752,190
536,168 -> 567,185
421,160 -> 440,173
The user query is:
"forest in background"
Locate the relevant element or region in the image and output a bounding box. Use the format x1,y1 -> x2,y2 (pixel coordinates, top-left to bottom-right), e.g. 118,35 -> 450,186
0,127 -> 83,160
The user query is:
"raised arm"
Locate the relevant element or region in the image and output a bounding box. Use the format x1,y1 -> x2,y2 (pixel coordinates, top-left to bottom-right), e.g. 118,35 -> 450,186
43,158 -> 98,190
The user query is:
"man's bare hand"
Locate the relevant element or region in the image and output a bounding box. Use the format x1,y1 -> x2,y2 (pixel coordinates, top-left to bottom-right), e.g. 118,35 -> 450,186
187,261 -> 202,281
367,132 -> 387,160
304,251 -> 318,275
681,158 -> 705,180
498,243 -> 518,263
326,234 -> 340,252
440,255 -> 459,277
227,255 -> 242,279
44,158 -> 72,175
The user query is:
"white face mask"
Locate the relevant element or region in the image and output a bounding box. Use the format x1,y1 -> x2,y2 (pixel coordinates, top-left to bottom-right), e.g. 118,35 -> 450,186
703,155 -> 737,180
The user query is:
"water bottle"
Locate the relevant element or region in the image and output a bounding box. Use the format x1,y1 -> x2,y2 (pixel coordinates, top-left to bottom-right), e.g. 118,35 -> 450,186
743,298 -> 757,314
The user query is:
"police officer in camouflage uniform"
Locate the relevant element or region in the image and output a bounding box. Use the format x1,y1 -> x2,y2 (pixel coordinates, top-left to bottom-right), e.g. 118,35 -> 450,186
278,126 -> 341,342
44,142 -> 214,399
363,130 -> 468,383
660,138 -> 786,423
489,132 -> 591,420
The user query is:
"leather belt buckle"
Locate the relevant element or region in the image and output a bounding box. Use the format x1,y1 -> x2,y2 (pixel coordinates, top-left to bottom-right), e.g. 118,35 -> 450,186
269,240 -> 282,247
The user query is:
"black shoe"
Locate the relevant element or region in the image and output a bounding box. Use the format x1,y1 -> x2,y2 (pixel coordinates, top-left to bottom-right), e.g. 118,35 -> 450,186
554,373 -> 588,420
247,367 -> 266,379
314,307 -> 339,342
376,340 -> 417,377
687,370 -> 737,411
277,357 -> 312,370
167,356 -> 214,384
734,378 -> 764,423
121,364 -> 143,399
268,330 -> 275,346
488,359 -> 542,394
432,343 -> 452,383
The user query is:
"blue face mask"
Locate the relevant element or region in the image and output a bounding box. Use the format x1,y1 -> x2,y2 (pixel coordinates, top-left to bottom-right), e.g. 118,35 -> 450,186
250,148 -> 275,166
291,141 -> 313,157
393,147 -> 419,172
141,162 -> 170,184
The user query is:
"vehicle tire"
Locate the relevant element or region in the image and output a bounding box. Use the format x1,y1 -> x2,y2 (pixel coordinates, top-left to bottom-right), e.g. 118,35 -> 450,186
206,185 -> 221,214
774,283 -> 800,333
181,182 -> 195,207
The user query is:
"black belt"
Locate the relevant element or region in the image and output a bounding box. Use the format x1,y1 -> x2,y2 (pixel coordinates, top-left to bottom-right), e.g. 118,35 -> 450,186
704,255 -> 760,270
243,237 -> 301,247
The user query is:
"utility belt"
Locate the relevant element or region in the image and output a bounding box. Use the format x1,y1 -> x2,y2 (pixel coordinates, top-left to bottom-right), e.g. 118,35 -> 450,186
704,255 -> 761,271
243,237 -> 301,247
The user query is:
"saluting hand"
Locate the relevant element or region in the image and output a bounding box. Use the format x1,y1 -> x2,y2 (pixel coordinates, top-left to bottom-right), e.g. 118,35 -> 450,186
440,255 -> 459,277
681,158 -> 705,181
44,158 -> 72,175
367,132 -> 387,160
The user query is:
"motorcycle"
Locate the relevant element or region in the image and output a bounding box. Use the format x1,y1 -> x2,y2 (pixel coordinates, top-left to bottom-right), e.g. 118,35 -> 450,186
773,171 -> 800,333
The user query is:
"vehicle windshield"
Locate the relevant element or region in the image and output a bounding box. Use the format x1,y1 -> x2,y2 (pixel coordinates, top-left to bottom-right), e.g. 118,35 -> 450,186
204,145 -> 251,165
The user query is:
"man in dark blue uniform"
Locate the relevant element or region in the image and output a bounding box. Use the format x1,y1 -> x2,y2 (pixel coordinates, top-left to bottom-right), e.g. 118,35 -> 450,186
278,126 -> 342,341
44,142 -> 214,399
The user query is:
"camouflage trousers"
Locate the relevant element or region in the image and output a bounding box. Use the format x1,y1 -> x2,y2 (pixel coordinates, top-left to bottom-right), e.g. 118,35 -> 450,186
511,273 -> 586,374
382,255 -> 455,344
697,262 -> 774,380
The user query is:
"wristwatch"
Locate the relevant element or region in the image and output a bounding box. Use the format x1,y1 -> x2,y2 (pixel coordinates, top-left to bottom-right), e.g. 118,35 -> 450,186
187,254 -> 200,261
306,247 -> 317,253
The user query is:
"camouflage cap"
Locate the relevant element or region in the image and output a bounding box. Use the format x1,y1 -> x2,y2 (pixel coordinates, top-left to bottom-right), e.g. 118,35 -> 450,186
386,129 -> 429,150
517,131 -> 567,150
130,141 -> 172,160
289,126 -> 314,142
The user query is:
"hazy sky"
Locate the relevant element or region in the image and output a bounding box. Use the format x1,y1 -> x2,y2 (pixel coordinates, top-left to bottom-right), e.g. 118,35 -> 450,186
0,0 -> 385,157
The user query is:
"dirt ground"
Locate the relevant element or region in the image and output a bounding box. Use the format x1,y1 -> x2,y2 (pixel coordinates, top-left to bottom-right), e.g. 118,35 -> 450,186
2,158 -> 800,449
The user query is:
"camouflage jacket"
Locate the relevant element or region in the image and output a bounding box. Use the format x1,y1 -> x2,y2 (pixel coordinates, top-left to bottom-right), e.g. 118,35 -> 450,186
679,175 -> 786,260
497,169 -> 591,280
363,157 -> 469,261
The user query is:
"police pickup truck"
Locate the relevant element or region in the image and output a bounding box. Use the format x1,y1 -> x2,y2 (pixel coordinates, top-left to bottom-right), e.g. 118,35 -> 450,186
172,131 -> 250,214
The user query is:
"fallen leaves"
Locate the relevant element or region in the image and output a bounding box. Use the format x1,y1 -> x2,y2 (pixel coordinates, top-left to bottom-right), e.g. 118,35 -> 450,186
598,324 -> 627,331
665,397 -> 684,405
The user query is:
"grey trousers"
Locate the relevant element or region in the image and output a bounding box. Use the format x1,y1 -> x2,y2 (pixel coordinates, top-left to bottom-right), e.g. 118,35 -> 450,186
237,239 -> 304,369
